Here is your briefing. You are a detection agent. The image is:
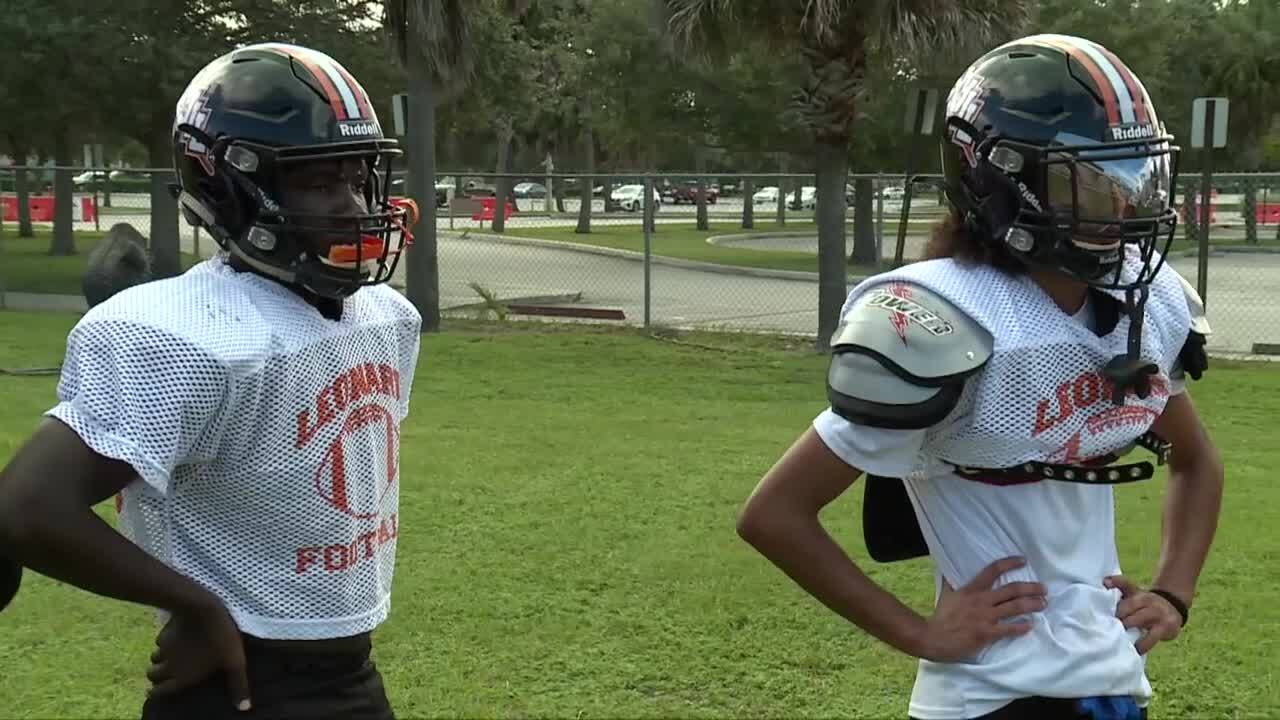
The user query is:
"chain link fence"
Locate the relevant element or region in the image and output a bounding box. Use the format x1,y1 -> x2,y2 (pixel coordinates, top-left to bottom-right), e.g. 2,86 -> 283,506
2,166 -> 1278,356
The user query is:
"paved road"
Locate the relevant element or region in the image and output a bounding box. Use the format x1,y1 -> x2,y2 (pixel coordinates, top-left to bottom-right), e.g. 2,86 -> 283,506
61,210 -> 1279,356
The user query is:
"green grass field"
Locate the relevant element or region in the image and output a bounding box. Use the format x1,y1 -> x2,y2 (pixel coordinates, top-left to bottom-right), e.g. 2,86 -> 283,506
0,231 -> 201,296
0,309 -> 1277,718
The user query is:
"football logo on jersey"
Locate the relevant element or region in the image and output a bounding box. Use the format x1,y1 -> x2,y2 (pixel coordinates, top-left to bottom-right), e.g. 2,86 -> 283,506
296,362 -> 403,519
1033,368 -> 1171,464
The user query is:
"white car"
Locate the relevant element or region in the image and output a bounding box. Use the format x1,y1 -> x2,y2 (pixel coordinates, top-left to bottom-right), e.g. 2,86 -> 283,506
611,184 -> 661,212
752,186 -> 779,205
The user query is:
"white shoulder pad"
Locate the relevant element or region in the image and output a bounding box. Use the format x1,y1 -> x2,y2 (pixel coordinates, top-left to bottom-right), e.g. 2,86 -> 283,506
1174,272 -> 1211,335
826,282 -> 993,429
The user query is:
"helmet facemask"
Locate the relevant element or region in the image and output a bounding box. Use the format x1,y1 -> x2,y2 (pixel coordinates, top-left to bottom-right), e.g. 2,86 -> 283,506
992,131 -> 1180,292
178,123 -> 414,300
951,122 -> 1183,405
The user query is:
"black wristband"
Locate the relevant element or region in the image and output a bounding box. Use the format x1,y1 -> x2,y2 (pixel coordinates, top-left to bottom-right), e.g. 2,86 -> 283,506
1150,588 -> 1189,627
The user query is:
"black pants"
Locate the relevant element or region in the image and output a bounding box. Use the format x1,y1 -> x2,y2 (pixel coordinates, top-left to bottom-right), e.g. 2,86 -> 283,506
911,696 -> 1148,720
140,633 -> 394,720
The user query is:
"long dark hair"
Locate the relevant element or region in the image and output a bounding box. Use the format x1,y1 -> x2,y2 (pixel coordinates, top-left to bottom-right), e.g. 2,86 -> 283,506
923,209 -> 1027,276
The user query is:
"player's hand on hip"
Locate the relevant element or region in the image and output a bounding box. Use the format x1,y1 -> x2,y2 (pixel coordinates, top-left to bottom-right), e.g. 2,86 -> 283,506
146,596 -> 252,712
1105,575 -> 1183,655
920,556 -> 1046,663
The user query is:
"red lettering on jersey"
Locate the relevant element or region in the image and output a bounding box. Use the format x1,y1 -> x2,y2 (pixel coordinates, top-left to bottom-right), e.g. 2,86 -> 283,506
1072,372 -> 1102,408
293,513 -> 399,575
295,363 -> 402,448
1032,369 -> 1171,437
324,544 -> 350,571
295,546 -> 323,573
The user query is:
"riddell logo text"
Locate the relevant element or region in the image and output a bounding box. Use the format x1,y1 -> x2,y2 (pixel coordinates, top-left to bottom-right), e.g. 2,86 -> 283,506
1033,369 -> 1169,436
339,122 -> 379,137
1110,124 -> 1155,141
294,513 -> 399,574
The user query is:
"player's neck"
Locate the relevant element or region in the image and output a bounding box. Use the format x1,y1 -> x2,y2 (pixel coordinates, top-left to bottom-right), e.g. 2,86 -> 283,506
1029,269 -> 1089,316
226,254 -> 344,320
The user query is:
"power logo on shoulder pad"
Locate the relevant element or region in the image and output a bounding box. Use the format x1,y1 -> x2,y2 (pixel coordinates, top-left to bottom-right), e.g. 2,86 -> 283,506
868,284 -> 955,344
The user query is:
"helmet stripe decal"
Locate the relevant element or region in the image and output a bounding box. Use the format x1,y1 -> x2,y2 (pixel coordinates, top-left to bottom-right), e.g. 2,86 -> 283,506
1064,37 -> 1137,125
334,63 -> 374,121
260,43 -> 351,121
1032,36 -> 1122,126
310,55 -> 363,120
1094,45 -> 1150,125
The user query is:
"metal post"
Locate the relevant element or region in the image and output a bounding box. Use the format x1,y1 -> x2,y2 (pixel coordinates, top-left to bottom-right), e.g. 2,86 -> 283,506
1197,106 -> 1215,307
875,174 -> 885,269
643,175 -> 653,328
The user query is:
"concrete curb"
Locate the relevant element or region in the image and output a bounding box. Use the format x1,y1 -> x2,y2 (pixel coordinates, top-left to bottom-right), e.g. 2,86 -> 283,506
1172,245 -> 1280,257
1,292 -> 87,313
705,231 -> 815,247
449,229 -> 870,283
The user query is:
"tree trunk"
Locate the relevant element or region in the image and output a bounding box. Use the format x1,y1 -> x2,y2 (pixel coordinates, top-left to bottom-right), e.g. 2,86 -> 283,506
1243,179 -> 1257,244
741,177 -> 754,229
776,154 -> 787,226
9,137 -> 34,237
1182,184 -> 1198,245
491,121 -> 513,233
694,145 -> 708,231
815,140 -> 849,350
405,48 -> 441,332
850,176 -> 876,265
147,133 -> 180,276
94,143 -> 111,209
575,123 -> 594,234
51,131 -> 75,256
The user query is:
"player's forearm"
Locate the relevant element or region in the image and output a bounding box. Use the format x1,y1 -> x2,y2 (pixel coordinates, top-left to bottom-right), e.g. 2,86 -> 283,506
738,511 -> 929,657
0,501 -> 215,615
1151,451 -> 1224,605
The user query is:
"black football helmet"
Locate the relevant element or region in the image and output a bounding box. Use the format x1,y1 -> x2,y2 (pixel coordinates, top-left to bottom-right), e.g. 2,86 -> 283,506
939,34 -> 1179,290
171,43 -> 413,299
939,34 -> 1183,403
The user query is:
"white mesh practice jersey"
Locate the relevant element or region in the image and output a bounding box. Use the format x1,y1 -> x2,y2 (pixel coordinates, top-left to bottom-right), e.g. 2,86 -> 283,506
813,248 -> 1193,719
47,255 -> 422,640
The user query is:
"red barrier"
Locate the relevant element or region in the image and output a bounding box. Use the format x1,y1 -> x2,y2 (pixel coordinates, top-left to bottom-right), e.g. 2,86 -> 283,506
1256,203 -> 1280,224
472,196 -> 514,222
2,194 -> 98,223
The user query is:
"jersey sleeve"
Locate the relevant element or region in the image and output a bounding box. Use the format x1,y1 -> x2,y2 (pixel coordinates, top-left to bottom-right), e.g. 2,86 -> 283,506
812,408 -> 928,477
45,315 -> 230,495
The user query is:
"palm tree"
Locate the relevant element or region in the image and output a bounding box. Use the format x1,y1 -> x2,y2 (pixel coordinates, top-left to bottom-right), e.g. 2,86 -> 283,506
1206,0 -> 1280,244
384,1 -> 476,332
658,0 -> 1029,348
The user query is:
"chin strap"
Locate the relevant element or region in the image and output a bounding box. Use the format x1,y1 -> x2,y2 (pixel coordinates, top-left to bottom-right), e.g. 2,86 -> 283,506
1102,284 -> 1158,405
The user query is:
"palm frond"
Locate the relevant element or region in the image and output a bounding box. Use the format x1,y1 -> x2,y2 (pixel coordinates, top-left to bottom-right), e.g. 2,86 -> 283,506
871,0 -> 1031,59
384,0 -> 475,83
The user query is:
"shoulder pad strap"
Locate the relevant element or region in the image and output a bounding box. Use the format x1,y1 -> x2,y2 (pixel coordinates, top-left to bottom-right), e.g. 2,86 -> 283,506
1175,272 -> 1211,336
1170,273 -> 1210,382
827,282 -> 993,429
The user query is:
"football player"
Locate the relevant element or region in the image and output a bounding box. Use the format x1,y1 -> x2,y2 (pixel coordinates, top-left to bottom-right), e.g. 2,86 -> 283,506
0,43 -> 421,720
736,35 -> 1222,720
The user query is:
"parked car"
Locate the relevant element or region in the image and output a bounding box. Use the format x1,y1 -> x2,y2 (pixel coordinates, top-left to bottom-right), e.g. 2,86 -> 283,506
611,184 -> 661,212
752,186 -> 779,205
513,181 -> 547,199
661,181 -> 719,205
